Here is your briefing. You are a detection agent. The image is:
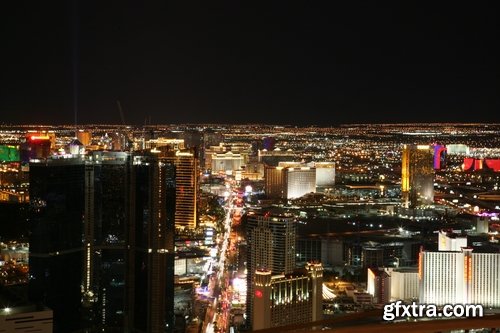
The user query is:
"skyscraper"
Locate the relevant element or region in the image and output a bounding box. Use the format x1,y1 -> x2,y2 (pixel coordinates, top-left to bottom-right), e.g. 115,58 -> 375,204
29,150 -> 177,333
173,149 -> 198,230
419,247 -> 500,307
127,150 -> 175,333
82,151 -> 130,330
29,157 -> 86,333
264,163 -> 316,199
401,144 -> 435,208
245,212 -> 297,329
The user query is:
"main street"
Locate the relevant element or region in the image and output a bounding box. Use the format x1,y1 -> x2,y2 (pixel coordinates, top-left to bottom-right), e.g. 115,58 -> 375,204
203,180 -> 241,333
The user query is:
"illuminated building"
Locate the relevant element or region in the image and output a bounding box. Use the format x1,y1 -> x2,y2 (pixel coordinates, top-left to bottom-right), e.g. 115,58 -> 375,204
173,149 -> 198,230
419,247 -> 500,307
0,145 -> 20,162
264,166 -> 287,198
252,262 -> 323,330
388,267 -> 419,302
264,163 -> 316,199
26,131 -> 56,149
204,142 -> 251,173
447,144 -> 470,155
433,144 -> 447,170
67,138 -> 84,155
144,145 -> 198,230
401,144 -> 434,208
463,158 -> 500,172
144,138 -> 185,150
310,161 -> 335,188
210,151 -> 244,174
438,229 -> 467,251
21,135 -> 52,163
245,213 -> 297,329
76,130 -> 92,146
367,268 -> 390,304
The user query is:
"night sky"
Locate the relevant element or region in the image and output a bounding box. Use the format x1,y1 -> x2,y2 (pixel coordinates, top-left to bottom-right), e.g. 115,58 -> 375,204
1,2 -> 496,126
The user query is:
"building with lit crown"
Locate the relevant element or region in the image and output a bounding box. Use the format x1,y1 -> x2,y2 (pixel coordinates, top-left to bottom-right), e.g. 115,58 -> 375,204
245,212 -> 297,329
252,261 -> 323,330
265,163 -> 316,199
401,144 -> 435,208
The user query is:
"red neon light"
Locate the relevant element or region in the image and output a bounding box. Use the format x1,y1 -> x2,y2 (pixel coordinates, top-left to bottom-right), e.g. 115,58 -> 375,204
255,290 -> 263,298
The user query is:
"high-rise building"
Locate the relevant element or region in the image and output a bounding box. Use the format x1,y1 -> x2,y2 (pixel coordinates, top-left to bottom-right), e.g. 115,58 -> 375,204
173,149 -> 198,230
419,247 -> 500,307
433,144 -> 447,170
367,268 -> 390,304
264,163 -> 316,199
245,212 -> 297,329
252,261 -> 323,330
310,161 -> 335,188
76,130 -> 92,146
21,135 -> 52,163
29,157 -> 86,333
127,150 -> 176,333
401,144 -> 435,208
29,150 -> 177,333
82,151 -> 130,330
149,146 -> 198,230
387,267 -> 419,302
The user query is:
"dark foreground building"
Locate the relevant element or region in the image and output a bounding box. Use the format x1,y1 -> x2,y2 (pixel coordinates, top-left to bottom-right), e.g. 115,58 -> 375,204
29,150 -> 176,333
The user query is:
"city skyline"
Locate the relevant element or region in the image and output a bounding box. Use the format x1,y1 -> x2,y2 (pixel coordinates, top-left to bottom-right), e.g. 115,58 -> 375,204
1,122 -> 500,332
2,2 -> 496,126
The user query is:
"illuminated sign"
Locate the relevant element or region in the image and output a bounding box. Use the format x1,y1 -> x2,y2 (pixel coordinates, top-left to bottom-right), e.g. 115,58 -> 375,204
30,135 -> 50,141
0,145 -> 20,162
255,290 -> 263,298
464,256 -> 472,282
418,253 -> 422,280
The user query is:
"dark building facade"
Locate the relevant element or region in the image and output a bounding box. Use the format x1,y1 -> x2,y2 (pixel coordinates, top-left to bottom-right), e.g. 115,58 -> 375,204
29,158 -> 86,333
127,151 -> 176,333
82,151 -> 130,331
29,150 -> 177,333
